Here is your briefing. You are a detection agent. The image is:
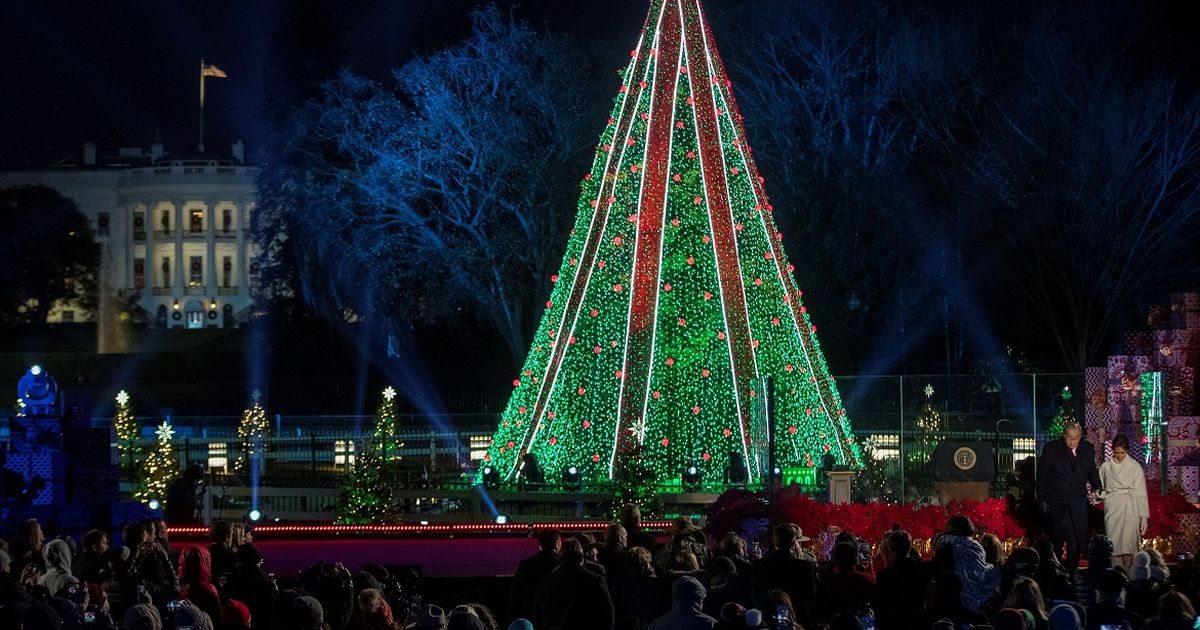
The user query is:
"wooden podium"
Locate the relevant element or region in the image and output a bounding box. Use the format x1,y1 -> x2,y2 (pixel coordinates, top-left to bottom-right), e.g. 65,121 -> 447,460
828,470 -> 854,504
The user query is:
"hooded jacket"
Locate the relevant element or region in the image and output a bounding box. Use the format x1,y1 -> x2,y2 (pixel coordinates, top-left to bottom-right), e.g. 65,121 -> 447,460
40,539 -> 78,597
648,576 -> 717,630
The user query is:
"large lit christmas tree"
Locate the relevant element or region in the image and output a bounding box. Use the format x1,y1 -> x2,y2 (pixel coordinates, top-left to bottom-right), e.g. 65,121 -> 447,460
483,0 -> 860,491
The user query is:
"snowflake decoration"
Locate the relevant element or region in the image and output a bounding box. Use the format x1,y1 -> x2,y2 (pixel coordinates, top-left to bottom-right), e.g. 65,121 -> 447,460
382,386 -> 397,401
923,384 -> 934,399
115,390 -> 130,406
155,422 -> 175,443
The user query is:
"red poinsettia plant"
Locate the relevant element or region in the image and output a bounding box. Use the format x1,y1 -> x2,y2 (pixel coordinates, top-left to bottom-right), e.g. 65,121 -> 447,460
1145,491 -> 1200,539
704,487 -> 1196,544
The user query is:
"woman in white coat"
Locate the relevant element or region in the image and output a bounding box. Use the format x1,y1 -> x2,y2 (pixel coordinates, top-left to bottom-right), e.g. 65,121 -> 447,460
1098,434 -> 1149,571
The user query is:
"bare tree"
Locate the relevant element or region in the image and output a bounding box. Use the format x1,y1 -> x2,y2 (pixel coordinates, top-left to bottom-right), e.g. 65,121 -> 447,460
256,7 -> 596,365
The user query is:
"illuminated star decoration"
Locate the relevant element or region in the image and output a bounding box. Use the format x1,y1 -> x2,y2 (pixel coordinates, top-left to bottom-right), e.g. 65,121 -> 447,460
115,390 -> 130,406
382,386 -> 397,401
924,384 -> 934,399
156,421 -> 175,442
1060,386 -> 1072,401
251,389 -> 262,404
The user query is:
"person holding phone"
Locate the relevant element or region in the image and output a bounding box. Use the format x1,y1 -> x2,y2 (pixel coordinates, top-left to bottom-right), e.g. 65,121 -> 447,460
1099,435 -> 1149,571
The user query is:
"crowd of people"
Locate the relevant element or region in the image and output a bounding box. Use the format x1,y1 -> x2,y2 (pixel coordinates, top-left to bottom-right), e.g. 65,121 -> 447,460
0,419 -> 1193,630
506,505 -> 1199,630
0,502 -> 1194,630
0,515 -> 405,629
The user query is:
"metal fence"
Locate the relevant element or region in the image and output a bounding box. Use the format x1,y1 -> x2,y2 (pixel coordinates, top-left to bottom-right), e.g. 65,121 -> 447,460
107,373 -> 1082,506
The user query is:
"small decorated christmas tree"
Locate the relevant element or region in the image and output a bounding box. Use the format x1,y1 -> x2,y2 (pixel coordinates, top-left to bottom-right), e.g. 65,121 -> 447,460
914,384 -> 942,463
113,389 -> 140,471
1048,386 -> 1075,438
336,387 -> 403,523
234,390 -> 269,475
134,420 -> 178,506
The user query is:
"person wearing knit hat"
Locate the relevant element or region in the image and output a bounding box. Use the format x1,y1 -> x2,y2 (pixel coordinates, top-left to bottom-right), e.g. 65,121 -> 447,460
173,599 -> 215,630
125,603 -> 162,630
993,608 -> 1033,630
1048,603 -> 1082,630
1087,568 -> 1144,630
714,602 -> 746,630
405,604 -> 448,629
447,605 -> 488,630
290,595 -> 325,630
743,608 -> 766,629
1129,551 -> 1153,581
220,598 -> 252,629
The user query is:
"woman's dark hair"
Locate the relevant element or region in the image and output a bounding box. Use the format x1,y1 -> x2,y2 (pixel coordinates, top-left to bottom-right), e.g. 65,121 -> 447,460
1112,435 -> 1130,450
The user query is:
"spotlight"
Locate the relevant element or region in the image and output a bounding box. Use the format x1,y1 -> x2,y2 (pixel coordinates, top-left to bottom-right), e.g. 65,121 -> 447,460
147,499 -> 161,511
172,298 -> 181,311
248,509 -> 262,522
481,466 -> 500,489
29,365 -> 42,376
681,465 -> 702,492
495,515 -> 509,524
562,465 -> 581,490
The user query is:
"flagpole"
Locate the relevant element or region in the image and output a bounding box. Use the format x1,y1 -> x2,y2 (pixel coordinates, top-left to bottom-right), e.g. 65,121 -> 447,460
199,59 -> 206,153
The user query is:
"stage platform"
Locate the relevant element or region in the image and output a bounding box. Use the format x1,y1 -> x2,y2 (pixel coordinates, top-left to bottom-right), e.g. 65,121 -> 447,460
167,521 -> 670,578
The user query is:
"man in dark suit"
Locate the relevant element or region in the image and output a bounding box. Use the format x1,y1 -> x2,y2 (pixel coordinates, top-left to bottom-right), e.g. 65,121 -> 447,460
752,523 -> 818,626
533,539 -> 614,630
509,529 -> 562,622
873,530 -> 932,630
1037,421 -> 1103,570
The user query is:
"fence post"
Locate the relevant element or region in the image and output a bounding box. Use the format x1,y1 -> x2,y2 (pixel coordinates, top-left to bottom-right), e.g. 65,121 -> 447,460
899,375 -> 905,499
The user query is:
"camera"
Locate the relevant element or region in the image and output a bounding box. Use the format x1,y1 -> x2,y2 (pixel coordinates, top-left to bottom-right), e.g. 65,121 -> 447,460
167,599 -> 183,612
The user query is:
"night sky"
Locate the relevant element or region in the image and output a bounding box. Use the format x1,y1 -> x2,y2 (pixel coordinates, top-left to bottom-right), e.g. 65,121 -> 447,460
0,0 -> 647,169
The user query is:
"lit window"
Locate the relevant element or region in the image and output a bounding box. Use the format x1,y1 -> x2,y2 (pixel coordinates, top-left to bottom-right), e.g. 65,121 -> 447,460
1013,438 -> 1036,468
189,256 -> 203,287
208,442 -> 228,471
469,435 -> 493,461
868,434 -> 900,460
190,209 -> 204,233
334,440 -> 356,466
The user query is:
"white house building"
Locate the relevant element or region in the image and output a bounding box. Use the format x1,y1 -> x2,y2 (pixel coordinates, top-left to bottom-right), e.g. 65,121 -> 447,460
0,141 -> 260,333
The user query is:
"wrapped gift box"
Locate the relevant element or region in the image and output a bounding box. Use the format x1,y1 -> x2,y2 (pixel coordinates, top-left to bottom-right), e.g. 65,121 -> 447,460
1166,367 -> 1196,416
1171,292 -> 1200,312
1149,305 -> 1170,328
1152,330 -> 1194,369
1108,356 -> 1151,405
1125,331 -> 1154,355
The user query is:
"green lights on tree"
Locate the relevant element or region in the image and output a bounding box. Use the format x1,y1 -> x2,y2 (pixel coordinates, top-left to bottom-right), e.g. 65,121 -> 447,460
1048,386 -> 1075,438
113,389 -> 141,472
483,0 -> 860,496
337,386 -> 404,523
134,420 -> 177,507
234,390 -> 269,475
